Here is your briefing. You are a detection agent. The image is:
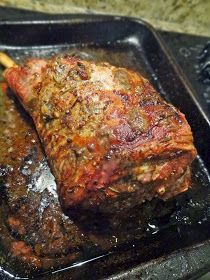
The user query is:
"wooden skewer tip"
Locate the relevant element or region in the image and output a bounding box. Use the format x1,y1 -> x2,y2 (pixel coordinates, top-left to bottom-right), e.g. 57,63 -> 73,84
0,52 -> 17,68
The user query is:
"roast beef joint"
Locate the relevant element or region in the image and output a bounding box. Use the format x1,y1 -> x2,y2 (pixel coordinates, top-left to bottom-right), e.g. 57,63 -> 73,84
4,54 -> 197,214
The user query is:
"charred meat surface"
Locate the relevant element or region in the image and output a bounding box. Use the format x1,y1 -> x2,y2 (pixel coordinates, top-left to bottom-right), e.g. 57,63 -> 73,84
4,55 -> 197,213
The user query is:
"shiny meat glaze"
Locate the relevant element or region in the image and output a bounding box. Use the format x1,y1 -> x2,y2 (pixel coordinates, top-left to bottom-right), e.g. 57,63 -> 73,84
4,55 -> 197,212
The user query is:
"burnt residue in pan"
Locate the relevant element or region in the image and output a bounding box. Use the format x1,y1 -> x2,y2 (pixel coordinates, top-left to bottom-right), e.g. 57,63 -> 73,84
0,47 -> 210,278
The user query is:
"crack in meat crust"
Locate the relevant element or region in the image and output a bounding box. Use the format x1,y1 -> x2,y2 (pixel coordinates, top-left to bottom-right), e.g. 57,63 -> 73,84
4,54 -> 197,213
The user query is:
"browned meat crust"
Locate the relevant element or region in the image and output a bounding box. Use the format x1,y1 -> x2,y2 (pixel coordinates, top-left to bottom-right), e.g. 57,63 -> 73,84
4,55 -> 197,213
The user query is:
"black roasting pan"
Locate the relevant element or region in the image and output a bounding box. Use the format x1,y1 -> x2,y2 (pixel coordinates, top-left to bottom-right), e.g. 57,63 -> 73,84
0,8 -> 210,280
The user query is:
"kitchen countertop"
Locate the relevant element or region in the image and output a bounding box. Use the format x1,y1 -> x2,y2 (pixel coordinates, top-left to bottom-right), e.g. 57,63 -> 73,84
0,0 -> 210,37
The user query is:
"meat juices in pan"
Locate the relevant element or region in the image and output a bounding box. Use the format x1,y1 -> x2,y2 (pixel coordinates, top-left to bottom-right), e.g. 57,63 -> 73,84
4,55 -> 197,213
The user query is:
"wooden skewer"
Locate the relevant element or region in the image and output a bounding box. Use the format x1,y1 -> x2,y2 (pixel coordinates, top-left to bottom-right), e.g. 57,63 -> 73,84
0,52 -> 17,68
